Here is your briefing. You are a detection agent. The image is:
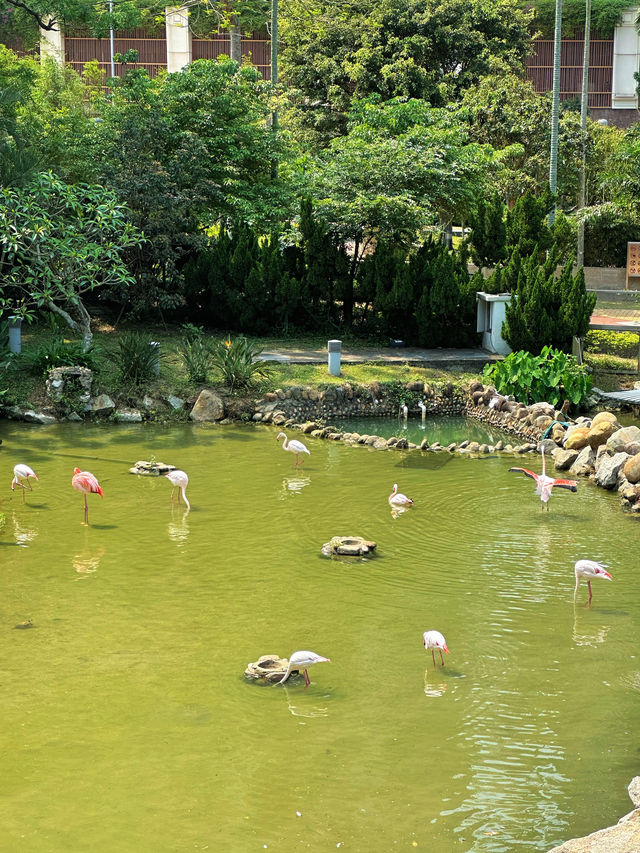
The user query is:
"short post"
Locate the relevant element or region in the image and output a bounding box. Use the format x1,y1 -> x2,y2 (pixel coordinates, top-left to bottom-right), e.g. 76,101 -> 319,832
328,339 -> 341,376
149,340 -> 161,375
8,316 -> 22,354
572,336 -> 583,365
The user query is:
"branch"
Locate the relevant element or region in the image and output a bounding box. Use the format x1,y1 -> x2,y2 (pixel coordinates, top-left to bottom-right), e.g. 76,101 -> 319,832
4,0 -> 59,30
46,299 -> 81,335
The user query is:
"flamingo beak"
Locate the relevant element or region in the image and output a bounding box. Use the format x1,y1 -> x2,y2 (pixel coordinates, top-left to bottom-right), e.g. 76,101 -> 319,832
442,645 -> 450,655
31,474 -> 39,481
599,570 -> 613,581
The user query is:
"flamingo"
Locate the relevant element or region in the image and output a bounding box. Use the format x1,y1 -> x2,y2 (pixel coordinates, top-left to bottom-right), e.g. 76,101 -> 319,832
165,469 -> 190,510
278,650 -> 331,687
11,464 -> 38,503
276,433 -> 310,467
72,468 -> 103,524
509,447 -> 577,510
389,484 -> 413,506
423,631 -> 449,667
574,559 -> 612,604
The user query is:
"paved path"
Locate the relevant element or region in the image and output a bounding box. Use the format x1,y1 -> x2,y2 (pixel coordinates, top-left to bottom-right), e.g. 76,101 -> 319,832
594,388 -> 640,404
261,345 -> 503,368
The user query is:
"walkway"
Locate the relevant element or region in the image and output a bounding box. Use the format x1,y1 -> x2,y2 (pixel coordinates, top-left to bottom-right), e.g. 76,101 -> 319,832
594,387 -> 640,405
260,345 -> 503,370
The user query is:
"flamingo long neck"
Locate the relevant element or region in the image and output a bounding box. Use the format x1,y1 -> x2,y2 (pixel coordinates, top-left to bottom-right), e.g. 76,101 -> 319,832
180,486 -> 190,510
574,575 -> 580,600
541,447 -> 546,479
279,661 -> 293,684
281,435 -> 289,451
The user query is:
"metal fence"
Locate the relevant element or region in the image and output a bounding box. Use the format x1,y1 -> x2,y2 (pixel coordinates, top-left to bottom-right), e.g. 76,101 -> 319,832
526,35 -> 614,107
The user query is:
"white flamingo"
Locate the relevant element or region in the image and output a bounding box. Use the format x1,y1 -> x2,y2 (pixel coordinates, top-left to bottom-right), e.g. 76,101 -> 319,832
165,469 -> 190,510
276,433 -> 310,467
11,464 -> 38,503
278,651 -> 330,687
389,484 -> 413,506
423,630 -> 449,667
509,446 -> 577,510
574,560 -> 612,604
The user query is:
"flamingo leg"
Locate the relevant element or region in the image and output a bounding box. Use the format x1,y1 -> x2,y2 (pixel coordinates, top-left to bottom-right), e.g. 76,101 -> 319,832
170,486 -> 175,503
440,650 -> 445,667
304,669 -> 310,688
27,480 -> 33,492
84,493 -> 89,524
21,483 -> 26,504
588,580 -> 592,605
431,649 -> 436,668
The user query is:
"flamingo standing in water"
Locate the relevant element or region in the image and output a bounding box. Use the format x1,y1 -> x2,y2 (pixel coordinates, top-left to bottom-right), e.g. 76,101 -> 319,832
423,630 -> 450,667
509,447 -> 577,510
11,464 -> 38,503
72,468 -> 103,524
165,469 -> 190,510
276,433 -> 310,467
574,559 -> 612,604
389,484 -> 413,507
278,650 -> 331,687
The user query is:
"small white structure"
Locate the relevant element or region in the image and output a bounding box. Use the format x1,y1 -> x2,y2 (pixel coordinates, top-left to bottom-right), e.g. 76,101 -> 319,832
476,292 -> 512,356
328,339 -> 341,376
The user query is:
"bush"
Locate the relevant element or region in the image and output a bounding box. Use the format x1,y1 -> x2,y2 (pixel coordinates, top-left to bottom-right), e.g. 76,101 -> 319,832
111,332 -> 162,385
179,324 -> 212,383
585,329 -> 640,358
584,210 -> 640,267
21,337 -> 98,377
209,337 -> 272,390
483,346 -> 592,407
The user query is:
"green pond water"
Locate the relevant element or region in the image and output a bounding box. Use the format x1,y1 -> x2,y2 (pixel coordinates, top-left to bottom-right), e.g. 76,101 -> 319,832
333,416 -> 507,447
1,420 -> 639,853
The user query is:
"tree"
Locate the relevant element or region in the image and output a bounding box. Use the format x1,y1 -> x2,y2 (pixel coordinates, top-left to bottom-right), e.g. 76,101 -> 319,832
280,0 -> 533,147
469,193 -> 506,269
0,172 -> 143,349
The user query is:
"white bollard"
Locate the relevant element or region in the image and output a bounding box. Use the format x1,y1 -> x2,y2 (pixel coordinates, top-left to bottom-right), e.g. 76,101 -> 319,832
149,341 -> 161,375
328,339 -> 341,376
418,401 -> 426,422
8,316 -> 22,354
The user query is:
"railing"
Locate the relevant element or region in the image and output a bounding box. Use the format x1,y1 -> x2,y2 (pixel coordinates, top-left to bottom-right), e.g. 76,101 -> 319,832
526,36 -> 614,108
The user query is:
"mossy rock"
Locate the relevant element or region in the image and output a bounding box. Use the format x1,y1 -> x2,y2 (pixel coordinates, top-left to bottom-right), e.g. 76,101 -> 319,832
321,536 -> 377,557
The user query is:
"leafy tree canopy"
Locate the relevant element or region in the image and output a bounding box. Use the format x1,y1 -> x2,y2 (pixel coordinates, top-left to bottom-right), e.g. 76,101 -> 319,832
529,0 -> 630,37
280,0 -> 533,147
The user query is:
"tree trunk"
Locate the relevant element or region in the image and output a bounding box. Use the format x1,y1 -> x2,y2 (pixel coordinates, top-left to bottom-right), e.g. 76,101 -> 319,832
230,18 -> 241,65
548,0 -> 563,226
47,298 -> 93,352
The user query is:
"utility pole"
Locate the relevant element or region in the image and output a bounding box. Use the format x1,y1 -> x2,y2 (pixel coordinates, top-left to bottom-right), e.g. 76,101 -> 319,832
109,0 -> 115,78
270,0 -> 278,178
548,0 -> 563,226
577,0 -> 592,267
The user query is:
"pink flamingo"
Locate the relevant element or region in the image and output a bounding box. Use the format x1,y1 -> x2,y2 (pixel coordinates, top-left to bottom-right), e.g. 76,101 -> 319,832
574,559 -> 612,605
165,469 -> 190,510
509,447 -> 577,510
72,468 -> 103,524
389,484 -> 413,506
423,631 -> 449,667
276,433 -> 310,467
12,464 -> 38,503
278,650 -> 331,688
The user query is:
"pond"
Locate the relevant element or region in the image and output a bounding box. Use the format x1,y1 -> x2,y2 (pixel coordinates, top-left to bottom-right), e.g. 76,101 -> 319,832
1,420 -> 638,853
333,415 -> 508,447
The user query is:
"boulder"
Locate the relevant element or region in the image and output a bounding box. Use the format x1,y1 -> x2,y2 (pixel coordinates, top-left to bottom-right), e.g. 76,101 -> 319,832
189,389 -> 225,422
588,420 -> 618,449
373,438 -> 388,449
570,446 -> 596,476
564,427 -> 590,450
302,422 -> 320,434
539,438 -> 557,455
22,410 -> 57,425
623,452 -> 640,484
591,411 -> 620,430
244,654 -> 290,684
535,415 -> 554,432
321,536 -> 377,557
90,394 -> 115,416
130,460 -> 176,476
594,452 -> 629,490
606,425 -> 640,454
529,401 -> 555,418
552,447 -> 579,471
114,408 -> 143,423
551,424 -> 567,444
165,395 -> 185,411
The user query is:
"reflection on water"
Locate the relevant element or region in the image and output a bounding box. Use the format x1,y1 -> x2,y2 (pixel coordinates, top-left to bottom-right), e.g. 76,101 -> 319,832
168,507 -> 190,543
11,511 -> 38,546
390,504 -> 411,519
423,668 -> 448,697
281,476 -> 311,496
72,545 -> 105,579
282,686 -> 330,719
572,608 -> 611,646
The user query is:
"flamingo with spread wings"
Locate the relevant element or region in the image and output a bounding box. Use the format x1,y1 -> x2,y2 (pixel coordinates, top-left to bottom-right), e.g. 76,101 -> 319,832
509,447 -> 577,510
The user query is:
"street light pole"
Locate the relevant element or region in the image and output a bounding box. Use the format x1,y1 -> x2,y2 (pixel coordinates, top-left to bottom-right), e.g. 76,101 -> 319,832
577,0 -> 592,267
548,0 -> 563,226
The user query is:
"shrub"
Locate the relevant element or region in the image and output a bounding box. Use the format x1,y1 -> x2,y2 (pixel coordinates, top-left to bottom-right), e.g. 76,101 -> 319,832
21,338 -> 98,377
585,329 -> 639,358
111,332 -> 162,385
209,336 -> 272,390
483,346 -> 592,407
179,325 -> 212,383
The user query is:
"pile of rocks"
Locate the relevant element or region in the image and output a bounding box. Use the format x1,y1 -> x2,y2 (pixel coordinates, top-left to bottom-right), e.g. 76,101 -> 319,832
467,381 -> 640,513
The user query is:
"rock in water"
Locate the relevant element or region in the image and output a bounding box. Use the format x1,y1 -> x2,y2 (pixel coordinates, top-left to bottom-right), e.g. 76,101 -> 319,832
321,536 -> 378,557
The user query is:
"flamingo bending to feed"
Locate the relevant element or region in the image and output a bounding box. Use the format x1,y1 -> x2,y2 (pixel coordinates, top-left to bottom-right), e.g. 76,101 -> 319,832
423,630 -> 449,667
389,484 -> 413,506
509,447 -> 577,510
276,433 -> 310,467
165,469 -> 190,510
574,559 -> 612,604
278,650 -> 331,687
12,464 -> 38,503
72,468 -> 103,524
